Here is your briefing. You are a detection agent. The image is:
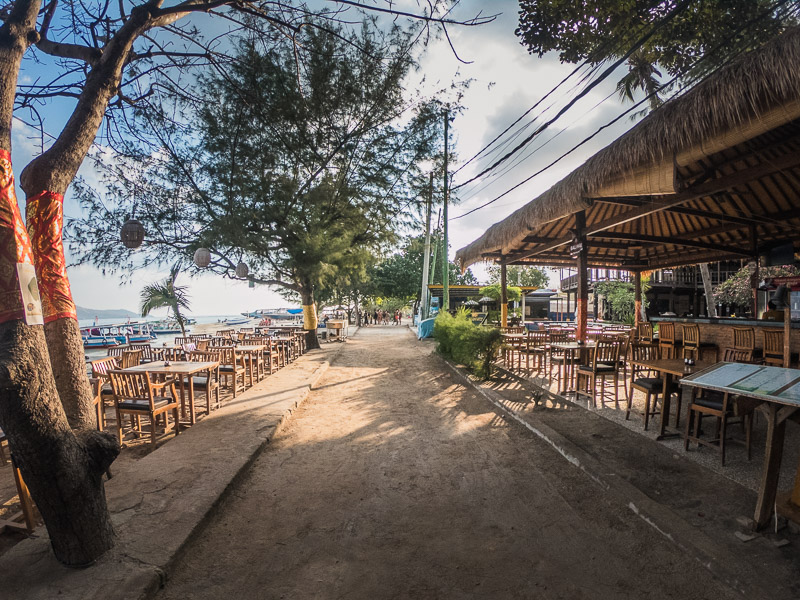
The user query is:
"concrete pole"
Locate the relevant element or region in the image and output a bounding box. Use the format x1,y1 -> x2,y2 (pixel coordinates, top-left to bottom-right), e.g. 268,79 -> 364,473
442,109 -> 450,312
500,261 -> 508,327
420,173 -> 434,321
575,211 -> 588,342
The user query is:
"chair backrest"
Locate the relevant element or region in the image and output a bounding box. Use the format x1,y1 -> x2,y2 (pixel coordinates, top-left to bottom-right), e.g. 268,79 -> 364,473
637,322 -> 653,343
763,329 -> 784,360
162,347 -> 184,361
108,370 -> 157,410
630,341 -> 657,363
129,343 -> 154,362
732,327 -> 755,351
196,340 -> 210,351
500,326 -> 524,334
549,330 -> 569,344
593,339 -> 621,367
91,356 -> 119,377
682,324 -> 700,349
121,349 -> 143,368
526,330 -> 547,348
209,336 -> 229,347
658,322 -> 675,344
722,347 -> 753,363
175,336 -> 193,346
238,327 -> 254,333
181,342 -> 197,354
187,350 -> 221,362
217,346 -> 240,367
107,346 -> 125,357
190,334 -> 211,342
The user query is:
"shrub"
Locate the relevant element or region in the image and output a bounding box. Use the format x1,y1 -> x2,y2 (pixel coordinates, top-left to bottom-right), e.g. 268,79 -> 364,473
434,309 -> 504,379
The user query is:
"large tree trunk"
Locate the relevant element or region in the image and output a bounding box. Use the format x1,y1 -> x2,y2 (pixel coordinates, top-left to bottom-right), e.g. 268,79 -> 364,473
26,191 -> 94,429
0,160 -> 119,566
300,283 -> 320,350
0,1 -> 119,566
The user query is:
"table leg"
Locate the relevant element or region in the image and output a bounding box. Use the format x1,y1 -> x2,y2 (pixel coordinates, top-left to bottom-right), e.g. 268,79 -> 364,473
657,373 -> 675,440
188,376 -> 197,424
178,377 -> 187,420
754,403 -> 786,529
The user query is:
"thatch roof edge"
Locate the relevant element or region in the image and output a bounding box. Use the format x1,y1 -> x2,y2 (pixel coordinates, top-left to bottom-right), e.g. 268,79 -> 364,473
456,25 -> 800,269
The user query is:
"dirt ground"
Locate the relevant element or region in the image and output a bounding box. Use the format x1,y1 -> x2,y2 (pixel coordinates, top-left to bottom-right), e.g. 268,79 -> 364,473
153,325 -> 747,600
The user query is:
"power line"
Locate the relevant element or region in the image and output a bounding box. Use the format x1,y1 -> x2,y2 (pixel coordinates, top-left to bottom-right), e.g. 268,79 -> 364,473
451,0 -> 797,220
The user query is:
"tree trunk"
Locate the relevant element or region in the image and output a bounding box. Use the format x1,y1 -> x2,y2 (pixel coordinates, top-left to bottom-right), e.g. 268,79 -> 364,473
26,191 -> 94,429
300,283 -> 320,350
0,161 -> 119,566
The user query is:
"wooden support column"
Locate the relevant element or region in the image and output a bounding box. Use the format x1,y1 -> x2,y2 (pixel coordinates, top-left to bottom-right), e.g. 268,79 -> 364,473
575,211 -> 588,341
751,225 -> 759,318
634,271 -> 642,329
500,261 -> 508,327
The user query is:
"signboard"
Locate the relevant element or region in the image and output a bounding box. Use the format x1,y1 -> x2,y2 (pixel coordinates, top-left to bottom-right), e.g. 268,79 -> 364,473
569,241 -> 584,257
16,263 -> 43,326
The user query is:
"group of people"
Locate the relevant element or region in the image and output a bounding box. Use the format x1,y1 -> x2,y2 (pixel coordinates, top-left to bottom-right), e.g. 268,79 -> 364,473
363,309 -> 403,326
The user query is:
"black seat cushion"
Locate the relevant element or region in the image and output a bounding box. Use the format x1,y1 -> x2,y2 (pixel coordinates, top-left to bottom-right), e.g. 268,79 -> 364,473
118,398 -> 174,411
190,376 -> 218,389
632,377 -> 663,392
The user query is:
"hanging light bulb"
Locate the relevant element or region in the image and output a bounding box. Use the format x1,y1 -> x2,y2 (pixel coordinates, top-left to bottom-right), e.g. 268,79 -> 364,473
235,261 -> 249,278
120,218 -> 145,249
193,247 -> 211,268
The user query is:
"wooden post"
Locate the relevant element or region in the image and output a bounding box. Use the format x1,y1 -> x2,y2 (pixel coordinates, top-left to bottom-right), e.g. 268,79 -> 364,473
751,225 -> 759,318
575,211 -> 588,342
500,261 -> 508,327
784,303 -> 791,368
634,270 -> 642,329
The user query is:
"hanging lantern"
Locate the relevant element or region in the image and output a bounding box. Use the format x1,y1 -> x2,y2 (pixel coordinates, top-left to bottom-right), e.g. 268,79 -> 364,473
235,261 -> 249,278
193,247 -> 211,268
120,218 -> 145,249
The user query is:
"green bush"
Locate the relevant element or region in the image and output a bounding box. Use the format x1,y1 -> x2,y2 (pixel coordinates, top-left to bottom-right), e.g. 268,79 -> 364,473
434,309 -> 504,379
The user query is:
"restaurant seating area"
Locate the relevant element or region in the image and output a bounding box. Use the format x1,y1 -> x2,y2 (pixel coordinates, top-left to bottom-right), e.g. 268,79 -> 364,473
88,326 -> 311,449
498,322 -> 798,471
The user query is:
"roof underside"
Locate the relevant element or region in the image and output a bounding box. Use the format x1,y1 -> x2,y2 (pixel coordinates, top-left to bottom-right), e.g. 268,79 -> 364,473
456,27 -> 800,272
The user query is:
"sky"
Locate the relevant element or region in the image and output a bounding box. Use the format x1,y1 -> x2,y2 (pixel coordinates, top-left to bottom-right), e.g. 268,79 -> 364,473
12,0 -> 637,316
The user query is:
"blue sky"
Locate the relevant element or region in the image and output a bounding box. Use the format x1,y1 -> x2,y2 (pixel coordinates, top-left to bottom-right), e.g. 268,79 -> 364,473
12,0 -> 635,314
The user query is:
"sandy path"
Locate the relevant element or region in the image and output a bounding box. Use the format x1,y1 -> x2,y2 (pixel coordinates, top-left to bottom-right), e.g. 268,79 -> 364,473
158,326 -> 738,599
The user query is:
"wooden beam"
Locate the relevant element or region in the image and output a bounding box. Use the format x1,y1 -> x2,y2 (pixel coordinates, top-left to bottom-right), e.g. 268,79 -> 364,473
510,151 -> 800,262
596,232 -> 751,256
575,211 -> 588,342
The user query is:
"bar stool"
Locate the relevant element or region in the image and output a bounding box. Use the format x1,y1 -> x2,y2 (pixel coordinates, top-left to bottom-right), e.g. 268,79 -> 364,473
681,324 -> 718,362
658,322 -> 677,359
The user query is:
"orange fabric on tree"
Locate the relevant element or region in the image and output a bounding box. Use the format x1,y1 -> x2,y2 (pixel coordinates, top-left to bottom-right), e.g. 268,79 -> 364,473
0,150 -> 35,323
26,191 -> 76,322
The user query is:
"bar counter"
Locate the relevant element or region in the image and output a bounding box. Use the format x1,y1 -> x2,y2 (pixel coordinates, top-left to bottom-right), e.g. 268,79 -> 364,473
650,316 -> 800,351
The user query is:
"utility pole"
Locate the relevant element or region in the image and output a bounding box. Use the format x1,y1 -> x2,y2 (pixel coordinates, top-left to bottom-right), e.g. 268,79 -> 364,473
420,173 -> 434,322
442,108 -> 450,312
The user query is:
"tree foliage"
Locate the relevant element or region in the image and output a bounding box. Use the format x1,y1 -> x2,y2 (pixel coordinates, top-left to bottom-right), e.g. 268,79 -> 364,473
479,283 -> 522,303
140,264 -> 191,336
595,277 -> 650,324
714,264 -> 799,307
68,22 -> 448,348
486,264 -> 550,288
516,0 -> 794,107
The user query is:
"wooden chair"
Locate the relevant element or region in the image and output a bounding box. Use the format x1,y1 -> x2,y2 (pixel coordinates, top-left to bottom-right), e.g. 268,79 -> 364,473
636,322 -> 654,345
218,346 -> 247,397
681,324 -> 718,362
108,370 -> 181,446
107,346 -> 125,358
548,330 -> 570,392
763,329 -> 784,366
174,336 -> 193,346
518,331 -> 547,374
195,339 -> 210,351
187,350 -> 221,413
658,322 -> 677,359
161,347 -> 184,362
576,338 -> 622,408
121,348 -> 143,368
129,343 -> 155,363
90,356 -> 119,408
732,327 -> 755,360
190,334 -> 211,342
89,377 -> 106,431
216,329 -> 234,338
683,348 -> 754,465
626,343 -> 671,431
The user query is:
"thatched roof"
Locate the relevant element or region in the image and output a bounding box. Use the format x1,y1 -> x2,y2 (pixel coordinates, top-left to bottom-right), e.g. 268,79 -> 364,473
457,25 -> 800,270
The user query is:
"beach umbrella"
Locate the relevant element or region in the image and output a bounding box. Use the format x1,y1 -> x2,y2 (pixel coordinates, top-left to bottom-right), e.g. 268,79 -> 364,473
464,300 -> 479,307
478,296 -> 495,304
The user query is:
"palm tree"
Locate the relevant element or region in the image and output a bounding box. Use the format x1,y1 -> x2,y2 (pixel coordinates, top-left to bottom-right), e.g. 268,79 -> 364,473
140,263 -> 191,336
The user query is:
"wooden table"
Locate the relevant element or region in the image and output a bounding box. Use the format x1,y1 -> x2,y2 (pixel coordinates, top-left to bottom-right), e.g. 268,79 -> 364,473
123,361 -> 219,424
236,344 -> 266,386
550,341 -> 597,394
681,362 -> 800,529
629,358 -> 712,439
